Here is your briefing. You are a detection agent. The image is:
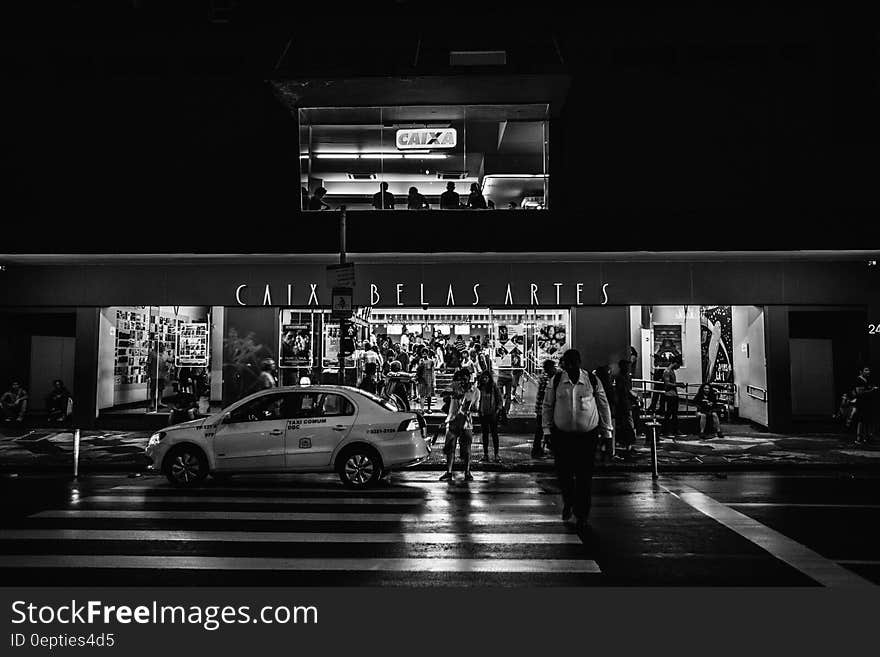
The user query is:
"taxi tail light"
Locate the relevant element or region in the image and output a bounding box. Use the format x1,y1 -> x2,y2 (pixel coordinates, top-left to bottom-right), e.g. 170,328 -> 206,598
398,418 -> 420,433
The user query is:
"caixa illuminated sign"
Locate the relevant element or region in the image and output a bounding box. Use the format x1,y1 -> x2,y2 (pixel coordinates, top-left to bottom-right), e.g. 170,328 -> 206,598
396,128 -> 457,150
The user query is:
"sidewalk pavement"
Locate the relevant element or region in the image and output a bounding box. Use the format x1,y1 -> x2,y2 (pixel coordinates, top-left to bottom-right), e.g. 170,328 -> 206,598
1,423 -> 878,473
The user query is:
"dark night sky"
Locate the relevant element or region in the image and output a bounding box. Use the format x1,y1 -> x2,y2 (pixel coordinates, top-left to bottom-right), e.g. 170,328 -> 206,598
0,2 -> 877,253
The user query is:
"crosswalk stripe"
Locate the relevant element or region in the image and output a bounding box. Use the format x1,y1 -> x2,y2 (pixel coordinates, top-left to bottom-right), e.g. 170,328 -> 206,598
664,484 -> 874,588
0,555 -> 600,573
111,485 -> 557,495
836,560 -> 880,566
33,509 -> 565,523
78,495 -> 556,508
0,529 -> 582,544
728,503 -> 880,509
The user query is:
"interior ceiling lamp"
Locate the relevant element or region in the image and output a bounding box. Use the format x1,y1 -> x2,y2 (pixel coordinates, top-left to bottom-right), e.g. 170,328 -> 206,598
314,151 -> 438,160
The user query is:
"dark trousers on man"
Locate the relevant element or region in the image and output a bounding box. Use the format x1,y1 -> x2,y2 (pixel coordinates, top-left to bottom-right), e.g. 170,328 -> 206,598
616,407 -> 636,448
532,413 -> 546,456
553,428 -> 600,520
662,394 -> 679,436
498,378 -> 513,421
481,413 -> 500,458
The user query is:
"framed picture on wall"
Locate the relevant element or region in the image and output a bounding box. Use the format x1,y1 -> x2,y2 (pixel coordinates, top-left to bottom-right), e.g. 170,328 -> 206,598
280,323 -> 312,368
653,324 -> 684,368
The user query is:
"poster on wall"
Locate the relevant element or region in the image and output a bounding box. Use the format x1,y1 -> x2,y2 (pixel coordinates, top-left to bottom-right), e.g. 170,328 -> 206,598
325,325 -> 340,365
493,325 -> 512,368
280,323 -> 312,368
507,325 -> 525,370
176,323 -> 209,367
700,306 -> 734,383
537,323 -> 567,363
653,325 -> 684,368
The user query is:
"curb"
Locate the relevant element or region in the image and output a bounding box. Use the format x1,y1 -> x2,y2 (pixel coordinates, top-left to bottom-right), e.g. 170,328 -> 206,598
3,462 -> 879,476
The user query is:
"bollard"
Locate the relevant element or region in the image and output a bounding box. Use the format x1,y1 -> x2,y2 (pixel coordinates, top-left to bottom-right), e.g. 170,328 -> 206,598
73,428 -> 81,480
645,419 -> 660,480
650,424 -> 659,480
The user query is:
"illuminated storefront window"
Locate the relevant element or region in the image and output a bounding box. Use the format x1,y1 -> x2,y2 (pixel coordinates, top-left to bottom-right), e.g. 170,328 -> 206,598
299,105 -> 550,211
632,305 -> 768,427
97,306 -> 222,417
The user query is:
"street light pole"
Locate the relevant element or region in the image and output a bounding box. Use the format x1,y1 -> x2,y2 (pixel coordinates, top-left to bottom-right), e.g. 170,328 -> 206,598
339,205 -> 347,266
339,206 -> 347,386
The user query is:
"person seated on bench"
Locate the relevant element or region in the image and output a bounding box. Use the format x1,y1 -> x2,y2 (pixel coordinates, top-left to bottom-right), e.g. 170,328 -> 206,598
693,383 -> 723,439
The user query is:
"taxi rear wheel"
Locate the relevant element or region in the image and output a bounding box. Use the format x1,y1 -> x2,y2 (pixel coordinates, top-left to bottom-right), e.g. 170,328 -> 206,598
164,445 -> 208,487
338,447 -> 382,488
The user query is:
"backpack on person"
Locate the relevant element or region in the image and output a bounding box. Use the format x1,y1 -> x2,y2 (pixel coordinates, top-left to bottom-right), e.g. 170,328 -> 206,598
548,369 -> 601,422
552,369 -> 599,394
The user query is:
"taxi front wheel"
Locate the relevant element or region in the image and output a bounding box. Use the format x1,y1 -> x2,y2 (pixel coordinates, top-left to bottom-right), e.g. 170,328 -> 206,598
338,447 -> 382,488
164,445 -> 208,487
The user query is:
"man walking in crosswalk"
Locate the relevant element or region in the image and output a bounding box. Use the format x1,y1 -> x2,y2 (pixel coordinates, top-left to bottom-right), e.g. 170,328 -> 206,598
541,349 -> 613,534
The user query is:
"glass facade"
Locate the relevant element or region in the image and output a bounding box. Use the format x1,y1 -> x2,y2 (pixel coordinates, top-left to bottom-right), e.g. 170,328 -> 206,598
299,104 -> 550,211
631,305 -> 768,427
97,306 -> 222,418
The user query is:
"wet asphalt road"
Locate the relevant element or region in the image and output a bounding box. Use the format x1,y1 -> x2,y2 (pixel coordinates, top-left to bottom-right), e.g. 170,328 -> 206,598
0,470 -> 877,586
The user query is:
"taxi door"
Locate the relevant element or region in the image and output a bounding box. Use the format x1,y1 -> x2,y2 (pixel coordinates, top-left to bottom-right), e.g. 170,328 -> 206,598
213,392 -> 287,471
284,392 -> 356,469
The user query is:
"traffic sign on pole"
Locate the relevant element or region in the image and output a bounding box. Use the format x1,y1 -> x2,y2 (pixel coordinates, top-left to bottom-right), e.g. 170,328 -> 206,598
331,287 -> 354,319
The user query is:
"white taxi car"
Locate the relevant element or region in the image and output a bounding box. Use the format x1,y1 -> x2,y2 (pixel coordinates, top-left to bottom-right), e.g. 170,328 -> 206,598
145,386 -> 430,488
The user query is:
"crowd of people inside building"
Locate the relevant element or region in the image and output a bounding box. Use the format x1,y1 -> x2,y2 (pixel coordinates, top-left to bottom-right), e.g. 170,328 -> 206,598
350,331 -> 523,424
302,182 -> 514,212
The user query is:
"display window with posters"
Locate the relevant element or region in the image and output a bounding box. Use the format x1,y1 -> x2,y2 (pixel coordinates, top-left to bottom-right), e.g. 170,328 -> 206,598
97,305 -> 223,417
633,305 -> 768,427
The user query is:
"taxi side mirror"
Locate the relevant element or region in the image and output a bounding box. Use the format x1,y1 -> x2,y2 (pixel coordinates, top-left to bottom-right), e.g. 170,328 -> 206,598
221,412 -> 233,424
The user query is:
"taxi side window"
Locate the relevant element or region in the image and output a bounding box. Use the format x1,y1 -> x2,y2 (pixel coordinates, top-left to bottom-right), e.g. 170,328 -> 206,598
320,394 -> 355,417
279,392 -> 322,419
229,394 -> 283,423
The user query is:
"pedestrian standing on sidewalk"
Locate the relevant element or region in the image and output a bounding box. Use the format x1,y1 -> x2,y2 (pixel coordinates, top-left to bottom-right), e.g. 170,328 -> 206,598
460,350 -> 476,382
416,348 -> 436,412
532,359 -> 558,458
497,367 -> 514,424
440,369 -> 480,482
614,360 -> 638,457
592,365 -> 616,460
361,346 -> 382,394
385,361 -> 411,412
473,343 -> 492,376
661,362 -> 685,439
477,370 -> 503,462
852,366 -> 877,445
542,349 -> 613,533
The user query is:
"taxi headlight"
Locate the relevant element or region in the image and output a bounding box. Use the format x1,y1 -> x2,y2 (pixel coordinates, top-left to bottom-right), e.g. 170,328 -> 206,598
147,432 -> 165,448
